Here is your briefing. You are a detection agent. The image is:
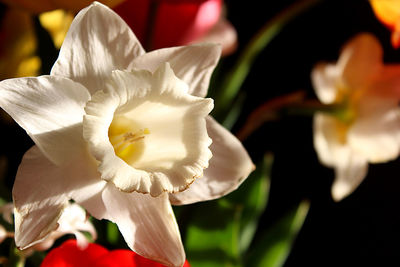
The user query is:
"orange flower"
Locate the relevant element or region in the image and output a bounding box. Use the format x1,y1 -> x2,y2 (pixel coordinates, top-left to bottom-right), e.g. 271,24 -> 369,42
370,0 -> 400,48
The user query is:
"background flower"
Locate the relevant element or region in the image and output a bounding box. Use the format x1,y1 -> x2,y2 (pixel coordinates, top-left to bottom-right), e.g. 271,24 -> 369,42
0,8 -> 40,79
113,0 -> 237,54
40,239 -> 191,267
312,33 -> 400,201
370,0 -> 400,48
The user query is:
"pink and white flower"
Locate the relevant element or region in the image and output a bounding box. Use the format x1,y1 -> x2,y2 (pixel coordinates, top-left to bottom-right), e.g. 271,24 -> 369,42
312,33 -> 400,201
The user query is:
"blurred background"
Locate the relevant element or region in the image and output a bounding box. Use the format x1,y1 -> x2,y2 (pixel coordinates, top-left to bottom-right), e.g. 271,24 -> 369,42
1,0 -> 400,266
224,0 -> 400,266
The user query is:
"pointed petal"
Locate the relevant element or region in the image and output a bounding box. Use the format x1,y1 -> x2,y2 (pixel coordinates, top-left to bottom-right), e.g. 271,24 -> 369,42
170,116 -> 254,205
332,151 -> 368,202
13,146 -> 69,249
13,146 -> 105,249
132,44 -> 221,97
0,76 -> 89,165
313,113 -> 369,201
102,185 -> 185,267
338,33 -> 383,89
311,63 -> 340,104
51,2 -> 145,95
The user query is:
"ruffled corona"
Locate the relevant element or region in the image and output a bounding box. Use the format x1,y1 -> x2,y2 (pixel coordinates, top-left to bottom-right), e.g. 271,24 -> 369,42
83,63 -> 213,196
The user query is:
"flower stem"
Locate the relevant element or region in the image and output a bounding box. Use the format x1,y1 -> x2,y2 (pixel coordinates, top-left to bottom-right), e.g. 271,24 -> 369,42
236,91 -> 345,141
236,91 -> 306,141
5,246 -> 26,267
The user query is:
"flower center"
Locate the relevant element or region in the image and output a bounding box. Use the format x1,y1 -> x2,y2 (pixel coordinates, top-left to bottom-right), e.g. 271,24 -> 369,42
108,115 -> 150,165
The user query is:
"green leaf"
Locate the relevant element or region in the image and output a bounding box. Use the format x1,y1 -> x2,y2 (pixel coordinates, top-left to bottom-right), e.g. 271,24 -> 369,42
221,92 -> 246,130
213,0 -> 322,121
227,154 -> 273,255
245,200 -> 310,267
106,221 -> 120,245
185,200 -> 242,267
185,155 -> 273,267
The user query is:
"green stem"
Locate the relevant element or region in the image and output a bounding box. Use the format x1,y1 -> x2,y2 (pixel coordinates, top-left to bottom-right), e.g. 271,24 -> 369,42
214,0 -> 322,120
5,246 -> 26,267
236,90 -> 346,141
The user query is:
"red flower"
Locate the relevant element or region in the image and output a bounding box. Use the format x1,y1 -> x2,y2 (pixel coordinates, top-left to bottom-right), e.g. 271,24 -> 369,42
113,0 -> 223,50
40,240 -> 190,267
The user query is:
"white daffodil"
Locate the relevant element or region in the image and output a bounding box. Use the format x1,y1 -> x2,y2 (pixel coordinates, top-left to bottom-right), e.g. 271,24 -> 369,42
0,2 -> 253,267
312,33 -> 400,201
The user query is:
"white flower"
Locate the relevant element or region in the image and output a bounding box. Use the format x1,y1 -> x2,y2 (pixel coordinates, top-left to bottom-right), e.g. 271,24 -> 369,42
312,33 -> 400,201
0,2 -> 254,266
31,203 -> 96,251
0,202 -> 95,253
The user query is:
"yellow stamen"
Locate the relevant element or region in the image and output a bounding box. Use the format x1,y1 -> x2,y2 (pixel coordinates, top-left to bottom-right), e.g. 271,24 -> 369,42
108,116 -> 150,165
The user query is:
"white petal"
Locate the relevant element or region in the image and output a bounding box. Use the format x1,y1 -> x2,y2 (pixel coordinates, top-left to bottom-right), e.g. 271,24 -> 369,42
0,203 -> 14,224
102,185 -> 185,267
313,113 -> 369,201
348,100 -> 400,163
331,151 -> 368,201
74,231 -> 91,249
313,112 -> 343,167
0,225 -> 7,244
0,76 -> 90,165
13,146 -> 105,249
311,63 -> 341,104
83,63 -> 213,196
170,116 -> 254,205
131,44 -> 221,97
51,2 -> 145,95
13,146 -> 69,249
338,33 -> 383,89
57,203 -> 97,243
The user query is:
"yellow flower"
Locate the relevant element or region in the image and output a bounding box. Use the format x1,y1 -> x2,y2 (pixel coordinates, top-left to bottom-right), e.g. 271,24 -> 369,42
39,9 -> 74,49
0,8 -> 40,79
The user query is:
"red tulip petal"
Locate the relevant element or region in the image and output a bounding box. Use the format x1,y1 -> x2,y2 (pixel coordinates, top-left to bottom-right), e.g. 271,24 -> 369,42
94,249 -> 191,267
113,0 -> 222,49
40,240 -> 109,267
94,250 -> 137,267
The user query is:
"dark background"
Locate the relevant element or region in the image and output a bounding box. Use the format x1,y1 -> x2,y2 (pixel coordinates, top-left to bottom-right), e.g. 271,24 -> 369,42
224,0 -> 400,266
1,0 -> 400,266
